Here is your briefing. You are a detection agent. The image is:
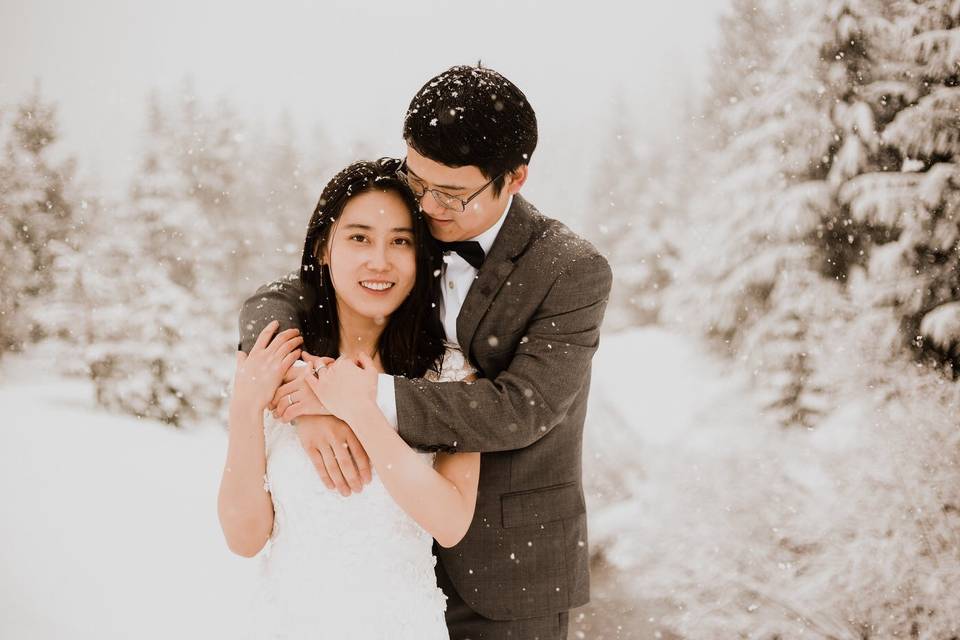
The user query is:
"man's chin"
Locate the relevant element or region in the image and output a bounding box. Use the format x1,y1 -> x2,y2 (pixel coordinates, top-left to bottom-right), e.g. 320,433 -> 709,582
428,221 -> 461,240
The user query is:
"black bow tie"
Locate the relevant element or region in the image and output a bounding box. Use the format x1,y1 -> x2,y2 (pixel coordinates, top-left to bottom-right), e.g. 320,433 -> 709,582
438,240 -> 485,270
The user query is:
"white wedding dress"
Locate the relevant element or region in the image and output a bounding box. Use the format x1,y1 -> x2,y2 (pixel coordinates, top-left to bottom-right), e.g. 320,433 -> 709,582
247,347 -> 473,640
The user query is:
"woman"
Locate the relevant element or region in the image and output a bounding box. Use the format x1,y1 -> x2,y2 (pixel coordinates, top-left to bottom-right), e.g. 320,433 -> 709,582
218,158 -> 478,639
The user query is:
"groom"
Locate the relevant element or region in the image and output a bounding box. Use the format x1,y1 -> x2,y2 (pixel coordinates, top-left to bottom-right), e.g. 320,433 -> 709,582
240,65 -> 611,639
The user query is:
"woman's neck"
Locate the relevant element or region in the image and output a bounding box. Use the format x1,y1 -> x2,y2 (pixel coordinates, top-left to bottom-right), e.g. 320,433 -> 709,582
336,304 -> 384,360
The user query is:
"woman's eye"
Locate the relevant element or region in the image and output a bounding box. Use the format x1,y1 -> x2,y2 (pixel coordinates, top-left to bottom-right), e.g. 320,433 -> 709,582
393,237 -> 413,246
349,234 -> 368,243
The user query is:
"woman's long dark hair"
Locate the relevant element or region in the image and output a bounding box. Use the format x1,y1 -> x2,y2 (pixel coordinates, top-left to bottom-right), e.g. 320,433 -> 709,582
299,157 -> 446,378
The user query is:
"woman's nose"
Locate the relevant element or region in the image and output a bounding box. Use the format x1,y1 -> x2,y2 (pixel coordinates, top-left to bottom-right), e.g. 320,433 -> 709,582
365,244 -> 389,270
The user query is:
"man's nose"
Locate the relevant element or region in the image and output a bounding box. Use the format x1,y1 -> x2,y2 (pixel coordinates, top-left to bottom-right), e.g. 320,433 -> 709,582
418,192 -> 446,217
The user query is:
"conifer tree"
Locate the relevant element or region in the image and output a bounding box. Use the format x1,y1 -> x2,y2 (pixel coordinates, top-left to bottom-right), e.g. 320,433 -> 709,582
814,0 -> 960,369
0,87 -> 78,353
85,91 -> 231,426
665,0 -> 840,426
587,98 -> 680,328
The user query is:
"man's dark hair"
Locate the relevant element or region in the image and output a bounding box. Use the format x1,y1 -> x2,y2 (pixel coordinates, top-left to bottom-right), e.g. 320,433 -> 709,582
299,158 -> 446,378
403,65 -> 538,196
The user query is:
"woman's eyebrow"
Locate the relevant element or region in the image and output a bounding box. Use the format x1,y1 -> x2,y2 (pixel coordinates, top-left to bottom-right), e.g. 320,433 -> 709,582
343,223 -> 414,233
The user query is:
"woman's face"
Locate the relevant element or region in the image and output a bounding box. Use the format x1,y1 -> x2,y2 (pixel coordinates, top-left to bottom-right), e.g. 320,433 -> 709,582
322,188 -> 418,326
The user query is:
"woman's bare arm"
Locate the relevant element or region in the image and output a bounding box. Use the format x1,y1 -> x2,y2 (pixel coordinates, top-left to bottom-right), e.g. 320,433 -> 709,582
306,371 -> 479,547
217,401 -> 274,557
217,323 -> 302,557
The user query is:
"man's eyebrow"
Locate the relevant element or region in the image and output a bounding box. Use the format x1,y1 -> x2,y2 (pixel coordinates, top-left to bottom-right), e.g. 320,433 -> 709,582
407,167 -> 466,192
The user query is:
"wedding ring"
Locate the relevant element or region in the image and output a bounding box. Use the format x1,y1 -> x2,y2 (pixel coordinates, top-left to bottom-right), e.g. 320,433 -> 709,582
287,395 -> 294,406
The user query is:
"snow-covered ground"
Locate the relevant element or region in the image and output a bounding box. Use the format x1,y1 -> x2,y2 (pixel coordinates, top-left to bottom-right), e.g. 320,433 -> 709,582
0,328 -> 783,638
0,354 -> 257,638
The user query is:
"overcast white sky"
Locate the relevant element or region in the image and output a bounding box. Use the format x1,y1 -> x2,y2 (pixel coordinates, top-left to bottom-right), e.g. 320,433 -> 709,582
0,0 -> 729,227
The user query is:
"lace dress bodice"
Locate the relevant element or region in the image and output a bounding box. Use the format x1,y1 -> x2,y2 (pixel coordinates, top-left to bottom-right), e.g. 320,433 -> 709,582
248,347 -> 474,640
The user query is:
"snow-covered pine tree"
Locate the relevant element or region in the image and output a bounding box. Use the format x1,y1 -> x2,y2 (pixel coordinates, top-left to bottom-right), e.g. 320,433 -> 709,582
85,90 -> 232,426
241,111 -> 316,291
0,87 -> 78,354
664,0 -> 840,426
169,82 -> 256,312
797,0 -> 960,374
827,0 -> 960,371
704,0 -> 786,150
83,197 -> 228,427
134,92 -> 212,291
587,98 -> 679,329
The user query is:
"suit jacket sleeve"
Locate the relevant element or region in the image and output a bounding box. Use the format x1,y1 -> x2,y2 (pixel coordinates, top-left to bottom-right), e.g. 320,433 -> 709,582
237,274 -> 309,354
395,252 -> 612,453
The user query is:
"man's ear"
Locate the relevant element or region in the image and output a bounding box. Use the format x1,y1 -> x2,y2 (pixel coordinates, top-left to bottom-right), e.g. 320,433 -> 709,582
505,165 -> 529,195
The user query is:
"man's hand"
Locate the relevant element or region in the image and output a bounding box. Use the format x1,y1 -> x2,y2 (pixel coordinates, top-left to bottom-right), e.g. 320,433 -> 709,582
295,415 -> 372,495
271,351 -> 335,422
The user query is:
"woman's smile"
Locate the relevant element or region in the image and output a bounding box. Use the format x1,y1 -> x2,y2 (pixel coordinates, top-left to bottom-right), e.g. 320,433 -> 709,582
359,279 -> 396,293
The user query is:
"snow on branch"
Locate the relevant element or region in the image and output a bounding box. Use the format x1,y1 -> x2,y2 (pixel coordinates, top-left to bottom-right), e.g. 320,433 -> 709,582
883,86 -> 960,158
867,240 -> 909,283
907,28 -> 960,79
828,135 -> 869,185
770,181 -> 832,240
833,101 -> 879,149
919,162 -> 960,208
827,0 -> 894,43
859,81 -> 920,108
838,171 -> 922,227
920,301 -> 960,353
720,244 -> 812,301
903,2 -> 960,38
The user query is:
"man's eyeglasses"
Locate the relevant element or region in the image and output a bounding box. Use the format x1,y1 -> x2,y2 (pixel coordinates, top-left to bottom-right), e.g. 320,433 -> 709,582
396,160 -> 504,213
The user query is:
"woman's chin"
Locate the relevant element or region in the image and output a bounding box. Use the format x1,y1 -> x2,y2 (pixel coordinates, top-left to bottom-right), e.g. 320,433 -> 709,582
351,303 -> 398,324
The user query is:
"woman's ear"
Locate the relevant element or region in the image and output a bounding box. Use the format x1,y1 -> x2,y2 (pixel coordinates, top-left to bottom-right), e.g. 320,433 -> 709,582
313,237 -> 328,265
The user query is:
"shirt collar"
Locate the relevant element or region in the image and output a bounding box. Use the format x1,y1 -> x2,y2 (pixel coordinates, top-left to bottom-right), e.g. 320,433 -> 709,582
469,194 -> 512,255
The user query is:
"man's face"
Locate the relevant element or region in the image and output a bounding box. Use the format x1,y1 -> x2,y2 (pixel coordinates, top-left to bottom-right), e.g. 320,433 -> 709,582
403,144 -> 525,242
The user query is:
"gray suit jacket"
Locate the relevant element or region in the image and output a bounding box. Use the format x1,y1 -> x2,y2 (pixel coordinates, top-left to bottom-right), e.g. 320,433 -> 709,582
238,194 -> 612,620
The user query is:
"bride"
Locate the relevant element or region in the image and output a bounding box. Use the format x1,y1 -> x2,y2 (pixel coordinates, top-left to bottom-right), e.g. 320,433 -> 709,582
217,158 -> 477,639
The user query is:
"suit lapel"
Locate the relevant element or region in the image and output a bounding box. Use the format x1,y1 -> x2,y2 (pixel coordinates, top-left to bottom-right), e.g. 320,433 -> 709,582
457,195 -> 537,362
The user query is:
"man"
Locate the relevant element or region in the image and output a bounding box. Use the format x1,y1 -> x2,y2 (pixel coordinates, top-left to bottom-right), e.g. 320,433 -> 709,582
239,64 -> 611,640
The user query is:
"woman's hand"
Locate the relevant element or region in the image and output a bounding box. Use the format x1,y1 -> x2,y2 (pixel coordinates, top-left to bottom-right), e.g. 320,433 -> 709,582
305,352 -> 379,423
232,321 -> 303,413
272,351 -> 337,422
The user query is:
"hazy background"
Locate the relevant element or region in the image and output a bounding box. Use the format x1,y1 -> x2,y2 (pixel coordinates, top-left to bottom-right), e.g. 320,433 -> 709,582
0,0 -> 725,226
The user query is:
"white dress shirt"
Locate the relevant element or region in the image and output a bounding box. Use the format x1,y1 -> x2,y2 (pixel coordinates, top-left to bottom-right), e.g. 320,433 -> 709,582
375,196 -> 513,428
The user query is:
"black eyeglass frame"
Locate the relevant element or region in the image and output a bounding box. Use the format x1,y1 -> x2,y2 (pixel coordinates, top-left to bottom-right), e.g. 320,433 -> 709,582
396,160 -> 505,213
